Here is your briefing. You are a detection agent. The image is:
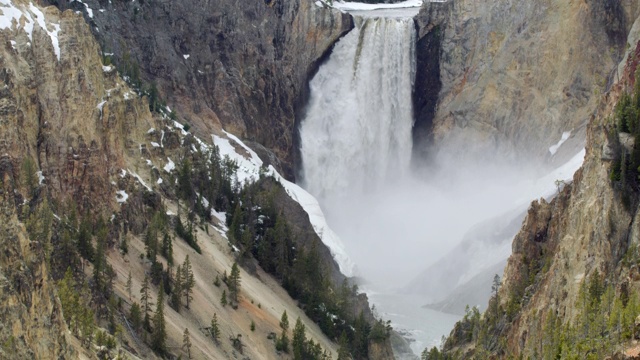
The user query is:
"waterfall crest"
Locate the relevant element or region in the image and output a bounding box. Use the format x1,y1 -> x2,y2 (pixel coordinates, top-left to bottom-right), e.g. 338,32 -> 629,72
300,17 -> 416,200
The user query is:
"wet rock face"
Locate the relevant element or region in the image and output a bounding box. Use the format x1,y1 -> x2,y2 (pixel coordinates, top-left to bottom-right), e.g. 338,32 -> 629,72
46,0 -> 353,179
414,0 -> 640,168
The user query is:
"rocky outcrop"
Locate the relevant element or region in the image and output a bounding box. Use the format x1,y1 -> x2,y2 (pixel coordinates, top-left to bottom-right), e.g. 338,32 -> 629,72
45,0 -> 353,179
414,0 -> 640,168
0,160 -> 74,358
1,0 -> 155,214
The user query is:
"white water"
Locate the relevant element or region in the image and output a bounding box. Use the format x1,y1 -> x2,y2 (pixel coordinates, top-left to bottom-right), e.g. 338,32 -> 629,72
300,17 -> 416,200
298,11 -> 587,356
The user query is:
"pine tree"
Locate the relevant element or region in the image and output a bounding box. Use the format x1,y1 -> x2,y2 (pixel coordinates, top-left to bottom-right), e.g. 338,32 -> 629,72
276,310 -> 290,352
210,313 -> 221,343
183,327 -> 192,359
182,256 -> 195,309
126,271 -> 133,300
58,267 -> 78,329
77,217 -> 94,262
140,275 -> 153,330
292,317 -> 306,360
221,290 -> 227,307
229,262 -> 241,305
151,284 -> 167,355
172,264 -> 183,312
229,202 -> 243,242
161,231 -> 173,265
337,331 -> 351,360
129,302 -> 142,331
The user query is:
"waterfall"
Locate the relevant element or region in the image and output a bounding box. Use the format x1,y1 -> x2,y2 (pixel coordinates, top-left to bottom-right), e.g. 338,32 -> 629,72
299,16 -> 416,200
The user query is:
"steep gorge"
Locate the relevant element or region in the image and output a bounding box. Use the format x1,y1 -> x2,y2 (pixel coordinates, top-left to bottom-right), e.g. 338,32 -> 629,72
440,19 -> 640,359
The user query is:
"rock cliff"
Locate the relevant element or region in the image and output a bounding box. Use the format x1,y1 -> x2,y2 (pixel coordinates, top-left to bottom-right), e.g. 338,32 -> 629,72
441,17 -> 640,358
45,0 -> 353,179
415,0 -> 640,169
0,159 -> 74,359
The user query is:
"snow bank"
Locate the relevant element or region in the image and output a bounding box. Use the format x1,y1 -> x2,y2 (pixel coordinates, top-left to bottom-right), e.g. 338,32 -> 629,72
211,131 -> 356,276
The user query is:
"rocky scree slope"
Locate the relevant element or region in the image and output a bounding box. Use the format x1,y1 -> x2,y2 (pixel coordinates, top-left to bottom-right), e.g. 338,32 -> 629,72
45,0 -> 353,179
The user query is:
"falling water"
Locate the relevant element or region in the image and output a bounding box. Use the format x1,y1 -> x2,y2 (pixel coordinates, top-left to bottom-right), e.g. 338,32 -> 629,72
300,17 -> 416,200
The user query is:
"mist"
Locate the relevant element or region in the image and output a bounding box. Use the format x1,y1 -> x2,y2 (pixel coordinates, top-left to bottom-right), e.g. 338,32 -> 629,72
314,152 -> 562,291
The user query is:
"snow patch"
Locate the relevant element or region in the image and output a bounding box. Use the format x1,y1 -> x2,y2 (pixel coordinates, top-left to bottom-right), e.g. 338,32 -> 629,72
102,65 -> 114,73
96,100 -> 107,111
0,1 -> 62,60
549,131 -> 571,155
36,170 -> 44,185
157,178 -> 163,184
120,169 -> 127,178
147,127 -> 156,134
211,209 -> 227,225
129,170 -> 152,191
150,142 -> 160,148
9,40 -> 16,49
163,158 -> 175,173
115,190 -> 128,203
183,54 -> 190,60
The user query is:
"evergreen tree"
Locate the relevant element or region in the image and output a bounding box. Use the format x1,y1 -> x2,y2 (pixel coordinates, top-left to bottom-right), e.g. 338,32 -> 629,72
277,310 -> 290,352
337,331 -> 351,360
77,217 -> 94,262
183,327 -> 192,359
140,275 -> 153,330
58,267 -> 78,329
178,158 -> 194,202
221,290 -> 227,307
129,302 -> 142,332
491,274 -> 501,315
292,317 -> 306,360
229,262 -> 241,305
229,202 -> 243,242
92,221 -> 114,312
20,156 -> 37,197
210,313 -> 221,343
151,284 -> 167,355
161,231 -> 173,265
172,264 -> 183,312
126,271 -> 133,301
182,256 -> 195,309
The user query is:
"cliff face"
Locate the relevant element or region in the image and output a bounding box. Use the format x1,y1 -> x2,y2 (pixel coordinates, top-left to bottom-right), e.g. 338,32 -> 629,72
442,17 -> 640,358
0,0 -> 152,356
0,161 -> 74,359
1,0 -> 155,213
44,0 -> 353,179
415,0 -> 640,168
